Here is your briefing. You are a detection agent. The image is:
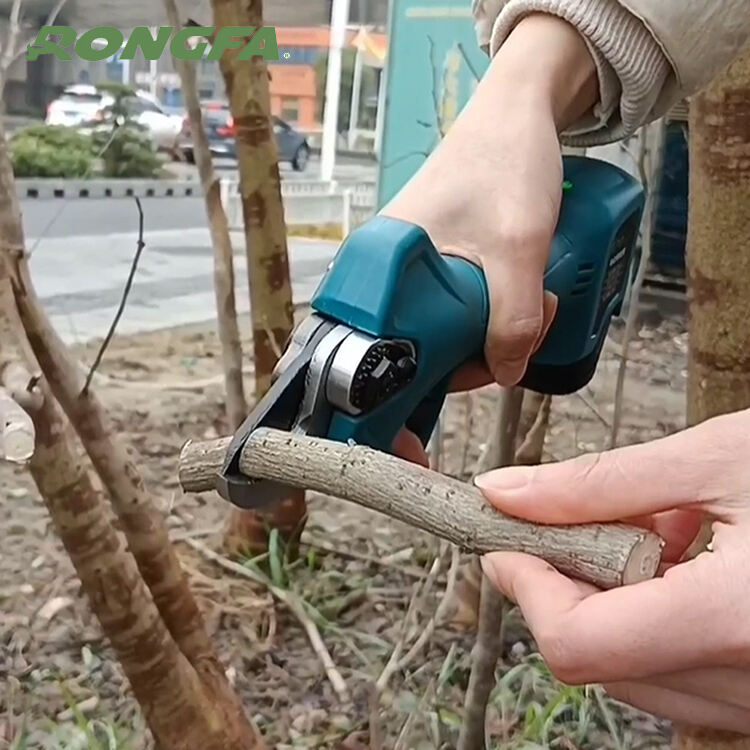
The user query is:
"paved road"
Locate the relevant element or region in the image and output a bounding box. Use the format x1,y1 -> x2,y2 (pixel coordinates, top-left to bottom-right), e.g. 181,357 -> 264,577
22,197 -> 339,345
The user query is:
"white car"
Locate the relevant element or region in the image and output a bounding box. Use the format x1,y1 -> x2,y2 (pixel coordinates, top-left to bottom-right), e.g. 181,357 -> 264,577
46,85 -> 183,151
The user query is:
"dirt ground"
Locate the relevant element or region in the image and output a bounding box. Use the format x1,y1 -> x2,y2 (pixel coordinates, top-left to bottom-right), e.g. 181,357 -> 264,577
0,300 -> 687,749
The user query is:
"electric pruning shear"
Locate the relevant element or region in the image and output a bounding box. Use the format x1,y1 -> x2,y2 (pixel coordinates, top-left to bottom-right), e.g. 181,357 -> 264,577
216,156 -> 645,509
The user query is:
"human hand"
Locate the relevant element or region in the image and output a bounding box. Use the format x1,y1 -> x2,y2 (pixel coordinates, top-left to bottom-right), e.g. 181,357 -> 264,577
476,409 -> 750,733
382,14 -> 598,388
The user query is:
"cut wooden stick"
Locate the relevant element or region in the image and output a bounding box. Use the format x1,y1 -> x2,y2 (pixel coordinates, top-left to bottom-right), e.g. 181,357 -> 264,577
0,386 -> 34,462
179,428 -> 664,590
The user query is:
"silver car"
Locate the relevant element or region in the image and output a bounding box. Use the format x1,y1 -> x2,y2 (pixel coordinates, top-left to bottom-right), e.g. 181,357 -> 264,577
46,85 -> 183,151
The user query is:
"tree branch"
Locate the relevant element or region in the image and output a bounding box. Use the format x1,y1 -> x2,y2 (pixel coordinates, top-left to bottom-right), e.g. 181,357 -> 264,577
458,387 -> 523,750
611,120 -> 667,448
178,428 -> 663,590
5,0 -> 68,69
0,257 -> 40,463
163,0 -> 247,429
83,198 -> 145,394
185,537 -> 349,703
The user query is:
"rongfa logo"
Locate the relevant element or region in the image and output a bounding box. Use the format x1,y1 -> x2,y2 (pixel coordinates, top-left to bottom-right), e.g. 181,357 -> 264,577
26,25 -> 279,62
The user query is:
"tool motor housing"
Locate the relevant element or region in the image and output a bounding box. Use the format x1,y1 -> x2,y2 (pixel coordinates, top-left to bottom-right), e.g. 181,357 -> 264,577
309,156 -> 644,453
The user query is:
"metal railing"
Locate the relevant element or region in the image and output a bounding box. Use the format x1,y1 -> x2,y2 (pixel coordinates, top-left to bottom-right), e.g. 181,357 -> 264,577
220,178 -> 376,233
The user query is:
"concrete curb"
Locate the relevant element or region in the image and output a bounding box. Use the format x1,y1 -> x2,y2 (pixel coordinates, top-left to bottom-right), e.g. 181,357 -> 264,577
16,178 -> 201,200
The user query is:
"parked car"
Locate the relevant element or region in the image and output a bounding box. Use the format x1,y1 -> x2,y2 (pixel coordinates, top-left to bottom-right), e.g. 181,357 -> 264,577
179,101 -> 310,171
46,85 -> 183,151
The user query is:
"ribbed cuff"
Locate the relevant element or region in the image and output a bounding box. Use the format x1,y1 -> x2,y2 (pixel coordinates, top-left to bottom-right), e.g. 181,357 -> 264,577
485,0 -> 672,144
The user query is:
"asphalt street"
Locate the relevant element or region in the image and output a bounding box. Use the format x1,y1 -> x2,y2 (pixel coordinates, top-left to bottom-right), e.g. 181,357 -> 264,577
22,196 -> 340,345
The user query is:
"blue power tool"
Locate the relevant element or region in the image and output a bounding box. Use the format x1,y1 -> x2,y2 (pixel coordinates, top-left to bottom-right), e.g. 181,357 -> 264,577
217,156 -> 644,508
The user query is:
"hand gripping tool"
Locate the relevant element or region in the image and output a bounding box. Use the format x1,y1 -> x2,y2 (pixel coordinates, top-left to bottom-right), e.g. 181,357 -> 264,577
216,156 -> 644,509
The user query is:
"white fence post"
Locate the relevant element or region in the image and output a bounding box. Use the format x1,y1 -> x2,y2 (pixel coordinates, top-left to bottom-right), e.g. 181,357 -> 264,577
342,188 -> 352,237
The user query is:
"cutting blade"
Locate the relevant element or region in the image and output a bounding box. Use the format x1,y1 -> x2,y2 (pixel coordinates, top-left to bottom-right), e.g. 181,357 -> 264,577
216,314 -> 335,508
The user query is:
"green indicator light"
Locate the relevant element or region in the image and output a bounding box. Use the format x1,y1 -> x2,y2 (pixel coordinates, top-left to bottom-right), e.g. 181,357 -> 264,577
562,180 -> 573,192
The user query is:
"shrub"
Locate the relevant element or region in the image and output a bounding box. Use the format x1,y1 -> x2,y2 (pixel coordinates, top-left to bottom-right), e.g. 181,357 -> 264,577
93,125 -> 162,178
10,125 -> 95,178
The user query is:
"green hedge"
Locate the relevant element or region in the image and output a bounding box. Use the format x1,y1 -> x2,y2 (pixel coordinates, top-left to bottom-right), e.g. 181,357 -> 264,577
10,121 -> 163,179
10,125 -> 95,178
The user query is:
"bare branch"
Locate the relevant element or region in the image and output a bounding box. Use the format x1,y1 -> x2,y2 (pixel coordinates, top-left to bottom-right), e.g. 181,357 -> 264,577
515,392 -> 552,465
576,390 -> 611,430
83,198 -> 146,394
456,42 -> 481,81
389,545 -> 460,677
610,120 -> 667,448
185,537 -> 350,703
6,0 -> 68,68
458,387 -> 523,750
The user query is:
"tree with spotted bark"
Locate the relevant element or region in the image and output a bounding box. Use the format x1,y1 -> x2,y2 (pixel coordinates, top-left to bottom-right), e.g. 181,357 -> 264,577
162,0 -> 248,432
674,50 -> 750,750
0,111 -> 265,749
210,0 -> 304,556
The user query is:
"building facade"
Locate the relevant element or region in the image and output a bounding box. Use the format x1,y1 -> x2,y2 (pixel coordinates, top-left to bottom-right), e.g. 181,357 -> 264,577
1,0 -> 389,124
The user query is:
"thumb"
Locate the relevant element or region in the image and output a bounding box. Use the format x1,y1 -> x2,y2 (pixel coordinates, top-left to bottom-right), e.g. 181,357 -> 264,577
482,252 -> 549,386
474,412 -> 744,524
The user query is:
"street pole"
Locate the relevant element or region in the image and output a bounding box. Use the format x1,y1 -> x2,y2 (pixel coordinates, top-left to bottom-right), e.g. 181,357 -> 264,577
150,27 -> 159,98
374,64 -> 387,157
320,0 -> 350,182
348,43 -> 363,150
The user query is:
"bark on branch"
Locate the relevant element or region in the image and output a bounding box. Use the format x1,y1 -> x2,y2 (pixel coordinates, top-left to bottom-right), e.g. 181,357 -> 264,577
179,429 -> 663,590
163,0 -> 247,430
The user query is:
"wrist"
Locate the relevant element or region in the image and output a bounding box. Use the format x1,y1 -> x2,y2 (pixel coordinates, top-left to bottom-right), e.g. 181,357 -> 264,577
477,13 -> 599,132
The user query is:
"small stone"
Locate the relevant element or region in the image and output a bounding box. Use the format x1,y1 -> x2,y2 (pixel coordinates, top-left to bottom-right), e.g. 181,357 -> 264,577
57,695 -> 99,722
81,646 -> 97,670
510,641 -> 528,659
31,556 -> 45,569
8,488 -> 28,500
19,583 -> 34,595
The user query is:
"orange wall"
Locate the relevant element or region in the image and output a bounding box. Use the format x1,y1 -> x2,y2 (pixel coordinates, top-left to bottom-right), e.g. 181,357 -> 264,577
268,64 -> 318,129
270,28 -> 387,130
276,27 -> 386,48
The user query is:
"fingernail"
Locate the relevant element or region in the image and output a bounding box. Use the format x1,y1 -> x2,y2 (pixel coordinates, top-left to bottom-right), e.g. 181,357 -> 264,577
475,467 -> 531,491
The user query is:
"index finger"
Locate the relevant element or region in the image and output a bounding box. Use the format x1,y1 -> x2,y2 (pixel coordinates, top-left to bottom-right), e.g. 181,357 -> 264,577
482,549 -> 738,685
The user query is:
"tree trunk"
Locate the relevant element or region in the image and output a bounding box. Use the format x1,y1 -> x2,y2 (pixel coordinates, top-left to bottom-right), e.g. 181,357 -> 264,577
162,0 -> 247,431
678,51 -> 750,750
0,124 -> 263,749
211,0 -> 305,555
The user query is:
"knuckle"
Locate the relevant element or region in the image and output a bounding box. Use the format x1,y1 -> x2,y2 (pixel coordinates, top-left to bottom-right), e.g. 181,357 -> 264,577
494,315 -> 544,357
497,221 -> 552,255
565,451 -> 621,488
535,626 -> 586,685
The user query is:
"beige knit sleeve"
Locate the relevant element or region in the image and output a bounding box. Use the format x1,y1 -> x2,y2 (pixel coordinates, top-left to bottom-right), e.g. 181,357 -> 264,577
472,0 -> 672,145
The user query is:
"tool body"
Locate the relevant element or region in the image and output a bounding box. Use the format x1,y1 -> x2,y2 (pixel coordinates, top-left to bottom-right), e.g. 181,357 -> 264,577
217,156 -> 644,509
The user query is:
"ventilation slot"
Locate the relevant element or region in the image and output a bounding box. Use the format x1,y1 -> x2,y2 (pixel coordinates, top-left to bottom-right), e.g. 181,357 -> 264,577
572,264 -> 595,297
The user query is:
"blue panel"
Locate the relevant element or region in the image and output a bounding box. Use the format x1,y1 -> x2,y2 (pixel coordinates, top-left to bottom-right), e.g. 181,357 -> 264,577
376,0 -> 489,208
651,122 -> 689,275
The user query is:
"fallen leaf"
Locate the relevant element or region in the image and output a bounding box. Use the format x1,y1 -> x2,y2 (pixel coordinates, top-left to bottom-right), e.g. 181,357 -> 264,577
37,596 -> 74,624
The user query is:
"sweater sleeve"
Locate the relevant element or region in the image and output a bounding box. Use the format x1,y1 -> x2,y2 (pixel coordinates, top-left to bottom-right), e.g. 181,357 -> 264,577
473,0 -> 672,145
